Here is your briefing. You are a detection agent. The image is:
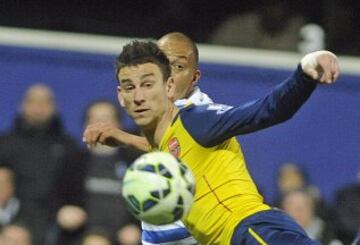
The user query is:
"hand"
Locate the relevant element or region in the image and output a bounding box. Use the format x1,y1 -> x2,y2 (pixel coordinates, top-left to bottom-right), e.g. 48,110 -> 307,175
301,50 -> 340,84
57,205 -> 87,231
83,122 -> 123,148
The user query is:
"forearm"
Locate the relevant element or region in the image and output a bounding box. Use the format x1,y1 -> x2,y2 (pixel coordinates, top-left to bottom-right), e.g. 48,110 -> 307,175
115,130 -> 150,152
250,64 -> 317,128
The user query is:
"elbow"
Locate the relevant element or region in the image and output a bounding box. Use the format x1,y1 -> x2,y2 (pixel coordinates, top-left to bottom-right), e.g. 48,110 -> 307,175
271,111 -> 296,125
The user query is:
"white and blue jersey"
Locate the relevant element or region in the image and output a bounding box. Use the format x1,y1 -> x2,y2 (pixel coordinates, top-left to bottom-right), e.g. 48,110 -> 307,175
141,87 -> 212,245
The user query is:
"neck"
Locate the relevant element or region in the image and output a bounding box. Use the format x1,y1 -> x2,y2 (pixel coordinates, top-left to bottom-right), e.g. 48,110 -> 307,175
184,86 -> 197,100
142,103 -> 178,149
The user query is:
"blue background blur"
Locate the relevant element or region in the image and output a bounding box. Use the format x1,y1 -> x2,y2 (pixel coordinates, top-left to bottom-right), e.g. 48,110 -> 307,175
1,45 -> 359,203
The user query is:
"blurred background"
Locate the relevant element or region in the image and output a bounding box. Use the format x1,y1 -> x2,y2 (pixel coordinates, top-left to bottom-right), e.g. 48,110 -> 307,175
0,1 -> 359,244
1,0 -> 360,55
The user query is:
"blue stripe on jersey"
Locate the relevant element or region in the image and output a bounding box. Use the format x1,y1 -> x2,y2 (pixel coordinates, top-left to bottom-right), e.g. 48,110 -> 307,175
142,227 -> 192,243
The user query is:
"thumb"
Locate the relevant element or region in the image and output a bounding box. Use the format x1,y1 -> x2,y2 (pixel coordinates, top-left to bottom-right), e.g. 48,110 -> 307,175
305,68 -> 319,80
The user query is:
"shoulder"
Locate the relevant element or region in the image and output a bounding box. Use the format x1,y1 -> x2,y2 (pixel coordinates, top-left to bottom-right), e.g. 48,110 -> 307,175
180,103 -> 233,117
178,103 -> 234,146
175,88 -> 213,108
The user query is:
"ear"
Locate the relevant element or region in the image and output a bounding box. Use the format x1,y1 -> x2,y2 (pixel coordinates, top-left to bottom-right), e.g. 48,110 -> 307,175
166,77 -> 176,101
117,86 -> 125,107
192,69 -> 201,87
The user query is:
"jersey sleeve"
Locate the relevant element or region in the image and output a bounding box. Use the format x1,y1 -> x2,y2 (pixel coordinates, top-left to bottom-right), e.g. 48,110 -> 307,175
180,65 -> 317,147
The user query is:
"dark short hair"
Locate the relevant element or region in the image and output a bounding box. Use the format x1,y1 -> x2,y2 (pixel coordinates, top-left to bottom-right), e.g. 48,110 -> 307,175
115,41 -> 171,83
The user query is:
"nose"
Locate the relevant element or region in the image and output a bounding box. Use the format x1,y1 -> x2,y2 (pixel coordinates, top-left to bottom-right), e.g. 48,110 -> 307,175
134,88 -> 145,105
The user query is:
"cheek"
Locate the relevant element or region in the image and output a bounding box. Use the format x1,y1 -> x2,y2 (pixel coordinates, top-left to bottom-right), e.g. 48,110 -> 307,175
174,73 -> 191,89
120,94 -> 132,108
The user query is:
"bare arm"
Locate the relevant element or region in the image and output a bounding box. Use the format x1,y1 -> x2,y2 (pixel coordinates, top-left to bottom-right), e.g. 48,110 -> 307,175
83,122 -> 150,152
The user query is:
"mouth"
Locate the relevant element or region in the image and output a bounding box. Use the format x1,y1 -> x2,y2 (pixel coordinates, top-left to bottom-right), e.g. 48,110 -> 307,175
134,108 -> 149,113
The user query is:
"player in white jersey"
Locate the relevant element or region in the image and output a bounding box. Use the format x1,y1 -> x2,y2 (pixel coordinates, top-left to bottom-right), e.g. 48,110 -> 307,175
175,86 -> 212,108
84,32 -> 207,244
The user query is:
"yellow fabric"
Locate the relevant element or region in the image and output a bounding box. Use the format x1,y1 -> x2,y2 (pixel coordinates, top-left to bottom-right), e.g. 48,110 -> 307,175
158,116 -> 270,244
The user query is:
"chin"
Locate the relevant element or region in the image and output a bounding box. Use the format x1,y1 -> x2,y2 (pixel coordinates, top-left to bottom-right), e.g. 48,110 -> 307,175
134,117 -> 152,128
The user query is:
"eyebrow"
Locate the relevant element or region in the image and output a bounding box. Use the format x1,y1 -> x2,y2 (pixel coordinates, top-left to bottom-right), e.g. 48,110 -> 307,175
120,79 -> 131,84
171,56 -> 188,62
141,73 -> 155,79
120,73 -> 155,84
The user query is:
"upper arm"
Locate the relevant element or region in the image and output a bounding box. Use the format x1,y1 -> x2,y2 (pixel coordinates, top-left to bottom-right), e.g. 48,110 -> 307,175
181,66 -> 317,147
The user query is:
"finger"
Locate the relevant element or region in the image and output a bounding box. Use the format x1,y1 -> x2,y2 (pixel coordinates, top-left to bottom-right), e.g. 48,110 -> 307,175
318,59 -> 332,84
98,131 -> 109,145
99,127 -> 117,145
91,130 -> 103,147
84,123 -> 105,147
83,127 -> 92,146
331,58 -> 340,82
85,127 -> 99,148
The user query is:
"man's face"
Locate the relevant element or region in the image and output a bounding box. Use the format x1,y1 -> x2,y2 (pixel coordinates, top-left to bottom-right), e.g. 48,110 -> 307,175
1,226 -> 32,245
21,85 -> 55,126
158,38 -> 200,100
117,63 -> 172,129
86,103 -> 119,126
282,192 -> 314,228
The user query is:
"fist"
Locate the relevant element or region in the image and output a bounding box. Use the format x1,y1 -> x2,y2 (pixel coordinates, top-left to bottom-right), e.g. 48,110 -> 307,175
301,50 -> 340,84
83,122 -> 121,148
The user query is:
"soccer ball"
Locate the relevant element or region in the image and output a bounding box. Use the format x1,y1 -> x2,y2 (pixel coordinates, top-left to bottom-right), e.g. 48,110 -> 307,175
121,151 -> 195,225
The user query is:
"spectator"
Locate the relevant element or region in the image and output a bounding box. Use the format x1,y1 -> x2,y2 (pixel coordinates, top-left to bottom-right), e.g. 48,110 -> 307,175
82,100 -> 141,245
0,167 -> 20,228
0,84 -> 86,245
274,162 -> 331,222
209,1 -> 306,52
81,231 -> 111,245
0,223 -> 32,245
281,189 -> 341,245
334,174 -> 360,244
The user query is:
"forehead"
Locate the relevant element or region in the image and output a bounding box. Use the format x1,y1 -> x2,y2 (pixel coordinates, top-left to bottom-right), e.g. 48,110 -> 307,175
25,86 -> 53,101
118,63 -> 163,82
158,39 -> 193,62
89,103 -> 115,115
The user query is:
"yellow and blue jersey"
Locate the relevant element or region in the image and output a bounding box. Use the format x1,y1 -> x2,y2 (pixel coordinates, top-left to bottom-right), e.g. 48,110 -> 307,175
157,66 -> 317,244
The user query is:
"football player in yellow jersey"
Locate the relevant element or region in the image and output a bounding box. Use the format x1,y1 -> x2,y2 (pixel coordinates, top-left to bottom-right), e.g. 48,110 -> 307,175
84,32 -> 210,245
111,41 -> 339,244
112,41 -> 339,245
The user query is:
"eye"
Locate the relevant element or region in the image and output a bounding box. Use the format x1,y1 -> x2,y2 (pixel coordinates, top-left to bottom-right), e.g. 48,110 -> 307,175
142,81 -> 154,88
122,84 -> 135,92
172,63 -> 186,71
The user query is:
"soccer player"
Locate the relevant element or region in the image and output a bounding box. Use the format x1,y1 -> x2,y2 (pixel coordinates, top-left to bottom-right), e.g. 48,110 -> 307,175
117,42 -> 338,245
84,32 -> 211,244
113,41 -> 338,244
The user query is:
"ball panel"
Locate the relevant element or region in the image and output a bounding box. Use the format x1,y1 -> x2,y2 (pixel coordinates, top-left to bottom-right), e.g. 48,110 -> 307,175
142,198 -> 158,211
121,152 -> 195,225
